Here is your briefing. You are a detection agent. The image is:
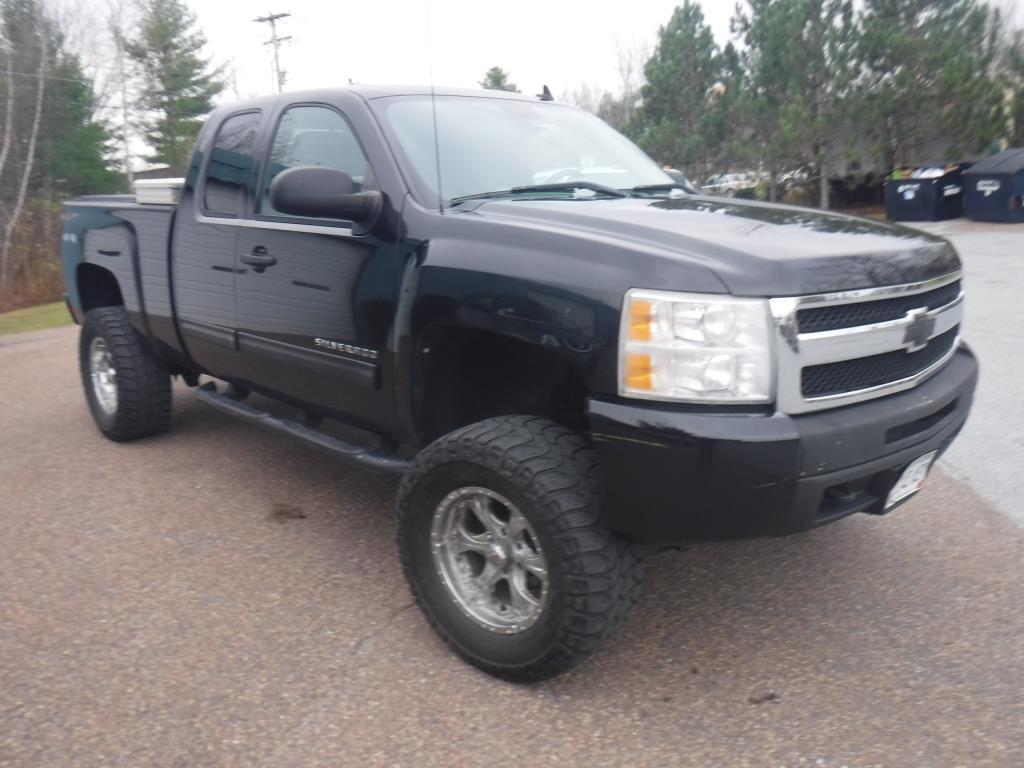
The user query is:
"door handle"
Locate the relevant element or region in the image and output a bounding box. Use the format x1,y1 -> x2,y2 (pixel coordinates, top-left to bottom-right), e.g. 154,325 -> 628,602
240,247 -> 277,273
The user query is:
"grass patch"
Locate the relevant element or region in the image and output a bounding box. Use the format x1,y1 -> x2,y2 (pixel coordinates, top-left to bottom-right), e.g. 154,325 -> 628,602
0,301 -> 72,336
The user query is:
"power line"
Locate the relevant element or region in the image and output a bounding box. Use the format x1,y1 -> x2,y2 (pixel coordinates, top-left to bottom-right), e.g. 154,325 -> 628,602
253,12 -> 291,94
2,71 -> 221,111
2,68 -> 103,85
2,68 -> 163,90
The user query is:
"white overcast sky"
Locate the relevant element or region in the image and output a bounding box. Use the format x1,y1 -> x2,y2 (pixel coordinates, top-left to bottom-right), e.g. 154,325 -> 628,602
188,0 -> 738,102
187,0 -> 1023,103
60,0 -> 1021,105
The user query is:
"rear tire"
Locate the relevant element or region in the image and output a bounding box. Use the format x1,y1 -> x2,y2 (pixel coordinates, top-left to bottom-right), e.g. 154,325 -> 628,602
397,415 -> 645,682
79,307 -> 171,441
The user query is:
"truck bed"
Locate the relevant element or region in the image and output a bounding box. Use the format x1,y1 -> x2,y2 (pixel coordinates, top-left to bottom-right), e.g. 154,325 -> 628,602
62,197 -> 180,361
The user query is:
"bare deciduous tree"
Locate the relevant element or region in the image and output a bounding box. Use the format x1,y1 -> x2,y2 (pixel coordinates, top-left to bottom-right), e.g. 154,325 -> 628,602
0,30 -> 46,289
0,39 -> 13,186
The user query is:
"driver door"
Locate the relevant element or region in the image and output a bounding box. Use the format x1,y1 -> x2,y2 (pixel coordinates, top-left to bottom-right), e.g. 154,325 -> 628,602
233,103 -> 398,429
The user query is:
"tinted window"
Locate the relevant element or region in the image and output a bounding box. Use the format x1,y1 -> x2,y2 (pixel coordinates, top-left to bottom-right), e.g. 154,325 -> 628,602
261,105 -> 372,216
203,111 -> 261,216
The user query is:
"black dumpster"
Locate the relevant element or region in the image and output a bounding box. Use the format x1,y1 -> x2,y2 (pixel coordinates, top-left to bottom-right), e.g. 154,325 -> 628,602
884,163 -> 970,221
963,148 -> 1024,222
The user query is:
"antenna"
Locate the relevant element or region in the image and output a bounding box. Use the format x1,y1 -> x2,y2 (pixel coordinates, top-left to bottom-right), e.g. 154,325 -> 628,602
423,0 -> 444,213
254,12 -> 292,93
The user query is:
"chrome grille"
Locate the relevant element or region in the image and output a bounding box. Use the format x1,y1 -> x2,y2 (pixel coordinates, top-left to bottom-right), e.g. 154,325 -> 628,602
801,326 -> 959,398
769,272 -> 963,414
796,280 -> 962,334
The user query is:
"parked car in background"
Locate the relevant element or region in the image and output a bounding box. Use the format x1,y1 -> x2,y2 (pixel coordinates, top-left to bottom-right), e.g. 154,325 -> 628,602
701,171 -> 765,197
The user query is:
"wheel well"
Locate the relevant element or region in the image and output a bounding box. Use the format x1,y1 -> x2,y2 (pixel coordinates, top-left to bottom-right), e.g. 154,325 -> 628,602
414,327 -> 589,445
77,264 -> 124,312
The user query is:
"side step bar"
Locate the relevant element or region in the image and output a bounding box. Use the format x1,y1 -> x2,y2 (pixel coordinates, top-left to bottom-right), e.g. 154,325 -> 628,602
196,383 -> 412,475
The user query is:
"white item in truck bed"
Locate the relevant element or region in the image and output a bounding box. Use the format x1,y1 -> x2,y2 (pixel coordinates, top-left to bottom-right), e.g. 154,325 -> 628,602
134,178 -> 185,205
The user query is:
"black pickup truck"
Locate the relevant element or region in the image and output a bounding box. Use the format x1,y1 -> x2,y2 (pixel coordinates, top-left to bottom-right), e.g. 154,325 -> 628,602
61,86 -> 977,681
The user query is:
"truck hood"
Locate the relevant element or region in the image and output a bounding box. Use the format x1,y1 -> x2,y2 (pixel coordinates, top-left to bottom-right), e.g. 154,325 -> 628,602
462,195 -> 959,296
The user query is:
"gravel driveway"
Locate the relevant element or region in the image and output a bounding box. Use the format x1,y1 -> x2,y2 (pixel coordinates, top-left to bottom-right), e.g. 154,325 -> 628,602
911,220 -> 1024,526
2,222 -> 1023,766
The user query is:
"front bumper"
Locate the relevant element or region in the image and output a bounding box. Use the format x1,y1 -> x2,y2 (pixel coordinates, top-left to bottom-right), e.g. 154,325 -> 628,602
589,345 -> 978,544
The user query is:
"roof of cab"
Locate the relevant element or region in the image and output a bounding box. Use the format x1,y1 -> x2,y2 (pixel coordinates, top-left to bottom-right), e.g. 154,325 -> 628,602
346,84 -> 543,101
215,85 -> 545,115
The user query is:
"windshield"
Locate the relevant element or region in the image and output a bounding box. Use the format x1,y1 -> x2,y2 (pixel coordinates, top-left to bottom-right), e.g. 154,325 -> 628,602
376,95 -> 674,207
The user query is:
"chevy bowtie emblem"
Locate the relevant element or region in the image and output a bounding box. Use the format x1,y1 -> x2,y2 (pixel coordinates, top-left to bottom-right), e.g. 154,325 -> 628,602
902,308 -> 935,353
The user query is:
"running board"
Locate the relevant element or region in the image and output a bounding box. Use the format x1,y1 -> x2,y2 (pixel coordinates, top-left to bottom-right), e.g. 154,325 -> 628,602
196,382 -> 411,475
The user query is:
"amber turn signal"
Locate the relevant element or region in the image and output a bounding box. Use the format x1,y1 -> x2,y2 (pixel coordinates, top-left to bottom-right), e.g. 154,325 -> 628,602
629,299 -> 652,341
625,353 -> 653,390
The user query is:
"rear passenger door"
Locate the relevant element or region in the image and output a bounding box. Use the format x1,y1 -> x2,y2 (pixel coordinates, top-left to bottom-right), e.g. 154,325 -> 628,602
174,109 -> 263,379
233,103 -> 398,429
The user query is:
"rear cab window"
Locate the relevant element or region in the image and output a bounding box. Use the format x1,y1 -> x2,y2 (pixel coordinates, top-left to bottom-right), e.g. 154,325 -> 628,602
202,111 -> 262,217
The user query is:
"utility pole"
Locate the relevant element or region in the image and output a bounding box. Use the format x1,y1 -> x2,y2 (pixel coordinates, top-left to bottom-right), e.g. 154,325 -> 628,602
253,12 -> 292,93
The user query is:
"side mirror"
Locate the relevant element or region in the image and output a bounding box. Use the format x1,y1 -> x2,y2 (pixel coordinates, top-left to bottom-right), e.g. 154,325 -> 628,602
268,165 -> 382,228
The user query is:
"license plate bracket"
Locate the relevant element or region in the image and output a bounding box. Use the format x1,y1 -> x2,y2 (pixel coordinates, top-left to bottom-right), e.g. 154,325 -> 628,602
884,451 -> 937,510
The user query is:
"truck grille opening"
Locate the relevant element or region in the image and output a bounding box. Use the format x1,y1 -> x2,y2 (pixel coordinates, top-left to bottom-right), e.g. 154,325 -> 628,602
796,280 -> 961,334
801,326 -> 959,398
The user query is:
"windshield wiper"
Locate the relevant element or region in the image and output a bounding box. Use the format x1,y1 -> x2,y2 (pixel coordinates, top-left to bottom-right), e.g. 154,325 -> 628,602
449,181 -> 628,207
627,183 -> 694,196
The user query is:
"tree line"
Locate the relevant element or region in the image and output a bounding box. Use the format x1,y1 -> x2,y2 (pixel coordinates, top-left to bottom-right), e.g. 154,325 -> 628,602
2,0 -> 1022,310
0,0 -> 220,309
494,0 -> 1023,209
631,0 -> 1019,207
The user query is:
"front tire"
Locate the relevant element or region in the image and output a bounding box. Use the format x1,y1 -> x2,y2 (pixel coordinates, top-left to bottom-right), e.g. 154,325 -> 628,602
79,307 -> 171,441
397,416 -> 644,682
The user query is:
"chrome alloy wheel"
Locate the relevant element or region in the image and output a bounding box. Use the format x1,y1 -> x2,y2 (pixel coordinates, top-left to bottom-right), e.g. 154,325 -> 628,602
430,486 -> 550,634
88,337 -> 118,415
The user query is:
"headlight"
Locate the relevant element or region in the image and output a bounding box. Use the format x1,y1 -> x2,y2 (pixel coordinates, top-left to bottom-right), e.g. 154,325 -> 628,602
619,289 -> 774,403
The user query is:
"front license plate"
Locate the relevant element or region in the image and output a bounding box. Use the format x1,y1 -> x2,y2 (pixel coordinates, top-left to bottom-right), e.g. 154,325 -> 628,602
885,451 -> 937,510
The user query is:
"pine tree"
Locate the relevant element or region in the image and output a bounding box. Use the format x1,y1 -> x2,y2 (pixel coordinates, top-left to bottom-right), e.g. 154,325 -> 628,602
43,53 -> 122,196
734,0 -> 856,207
479,67 -> 519,93
633,1 -> 728,176
0,0 -> 120,299
1009,31 -> 1024,146
859,0 -> 1005,167
126,0 -> 223,174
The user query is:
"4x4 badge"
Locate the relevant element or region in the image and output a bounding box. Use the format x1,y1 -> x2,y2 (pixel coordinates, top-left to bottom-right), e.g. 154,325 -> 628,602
902,308 -> 935,353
